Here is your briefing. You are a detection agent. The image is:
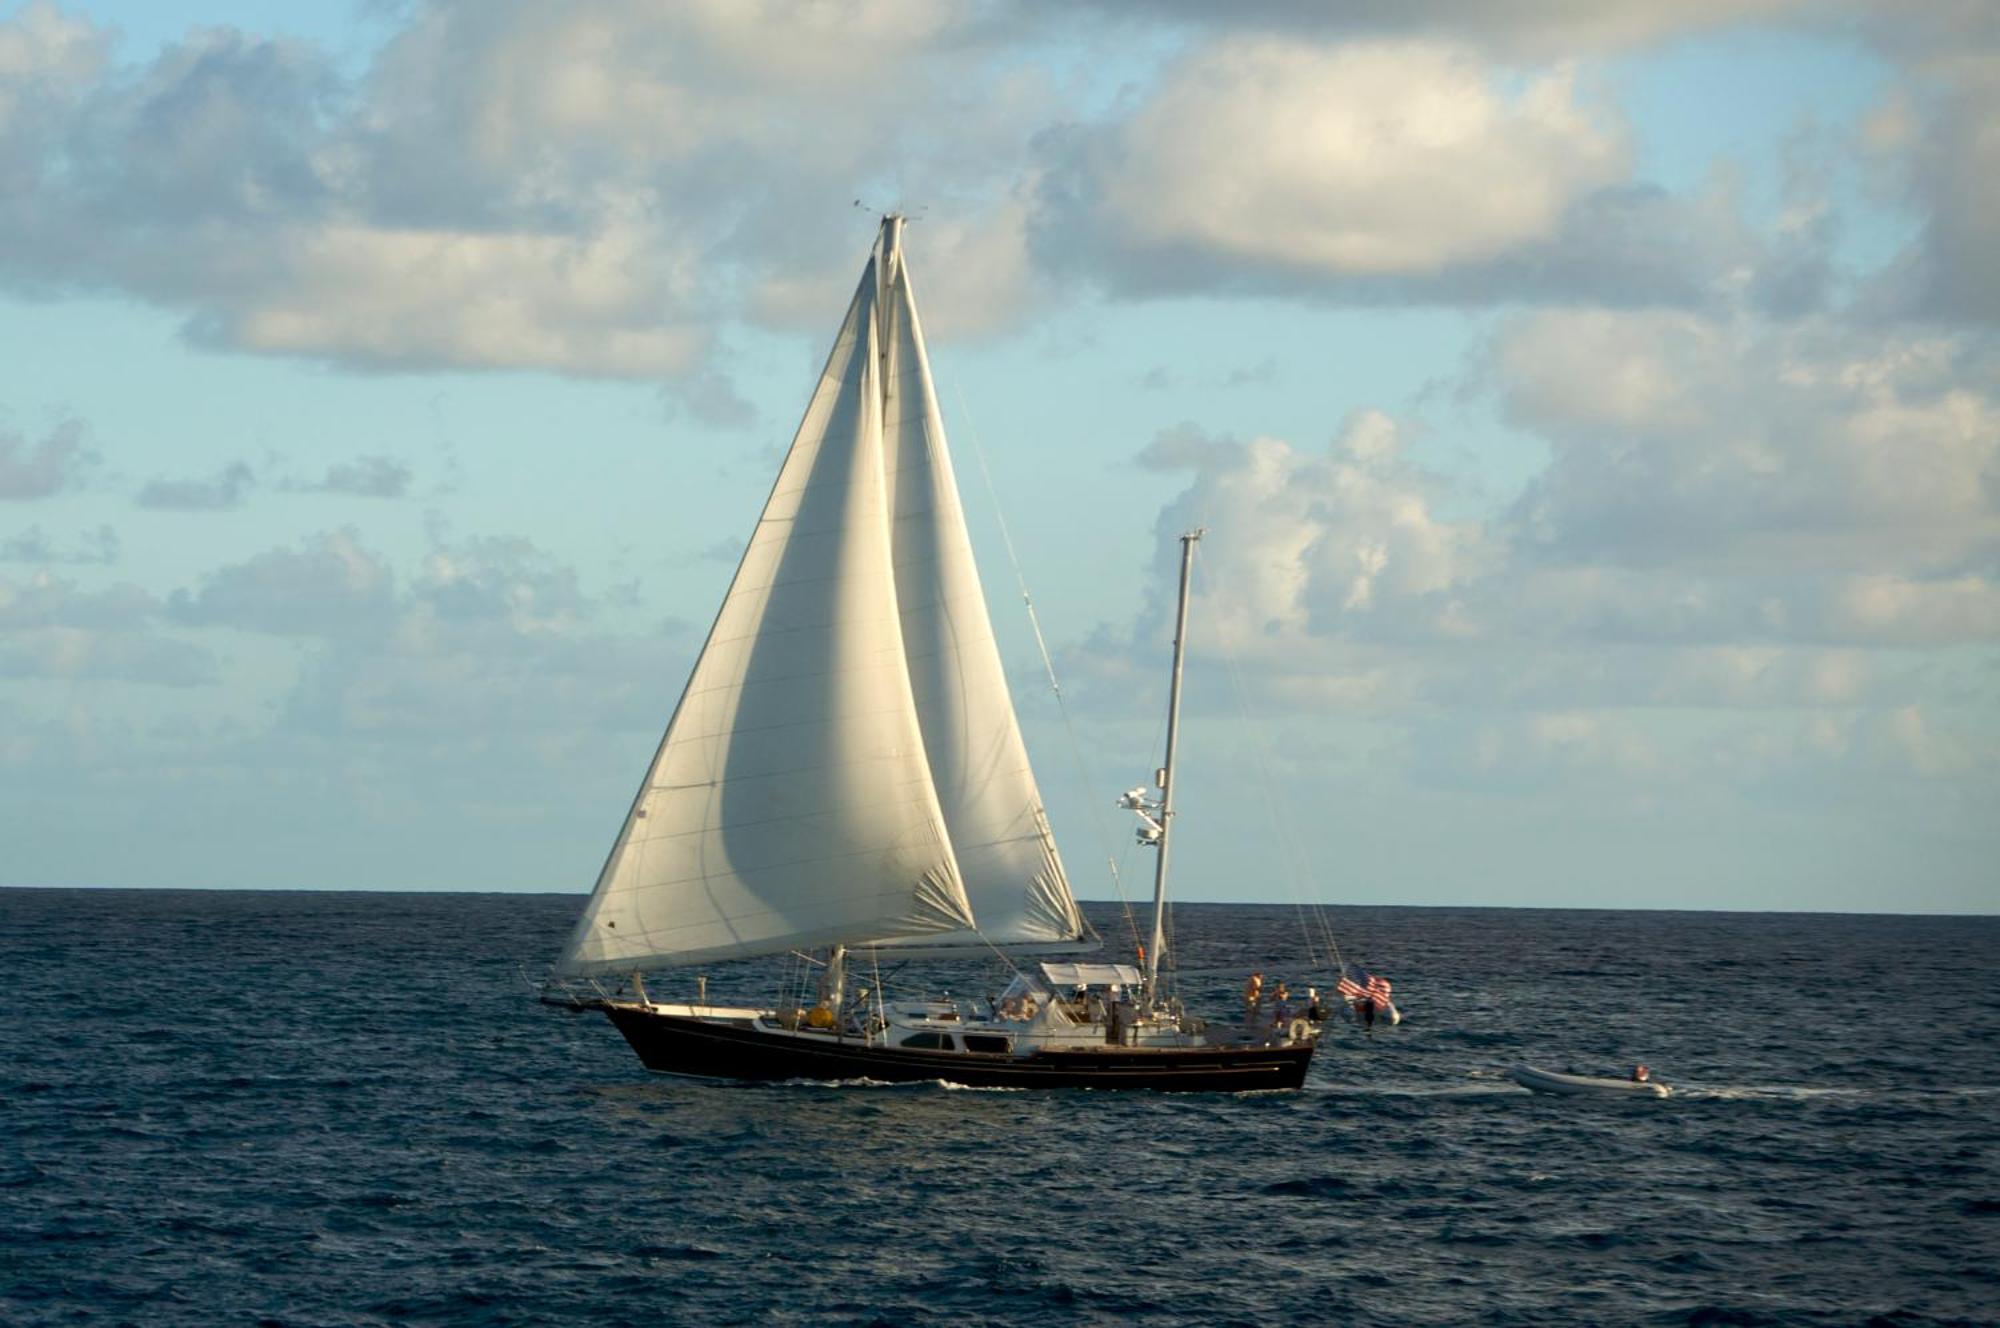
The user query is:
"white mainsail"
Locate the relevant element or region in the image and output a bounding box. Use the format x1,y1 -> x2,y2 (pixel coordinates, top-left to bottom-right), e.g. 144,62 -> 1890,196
557,217 -> 1088,977
866,217 -> 1088,956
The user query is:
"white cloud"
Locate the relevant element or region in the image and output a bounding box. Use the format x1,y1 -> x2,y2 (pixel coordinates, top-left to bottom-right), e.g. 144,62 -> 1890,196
1829,573 -> 2000,642
0,420 -> 95,500
1464,709 -> 1663,783
0,0 -> 1847,390
1869,702 -> 1987,777
0,571 -> 153,629
0,523 -> 118,565
1041,40 -> 1624,285
1084,297 -> 2000,734
1854,5 -> 2000,323
1137,411 -> 1490,660
0,571 -> 214,685
1060,0 -> 1811,59
167,530 -> 397,636
214,217 -> 708,376
1031,37 -> 1813,311
306,455 -> 411,499
414,534 -> 589,637
135,460 -> 256,511
0,1 -> 1055,388
0,4 -> 105,193
0,626 -> 216,686
1496,310 -> 2000,574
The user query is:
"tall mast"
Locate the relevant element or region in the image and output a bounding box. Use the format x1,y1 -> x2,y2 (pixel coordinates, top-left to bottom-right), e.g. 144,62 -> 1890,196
877,212 -> 902,378
1145,528 -> 1203,1003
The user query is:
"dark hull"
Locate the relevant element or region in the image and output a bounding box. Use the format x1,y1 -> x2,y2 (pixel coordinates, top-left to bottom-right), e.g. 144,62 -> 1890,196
596,1005 -> 1314,1092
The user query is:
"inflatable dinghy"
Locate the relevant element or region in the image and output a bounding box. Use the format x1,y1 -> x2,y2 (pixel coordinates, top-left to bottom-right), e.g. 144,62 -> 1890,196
1509,1064 -> 1671,1098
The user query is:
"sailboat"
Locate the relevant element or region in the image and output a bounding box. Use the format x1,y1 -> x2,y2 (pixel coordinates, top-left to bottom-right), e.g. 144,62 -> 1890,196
541,215 -> 1317,1091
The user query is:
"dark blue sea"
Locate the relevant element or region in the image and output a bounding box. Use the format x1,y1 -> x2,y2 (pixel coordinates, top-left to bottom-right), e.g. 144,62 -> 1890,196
2,891 -> 1995,1327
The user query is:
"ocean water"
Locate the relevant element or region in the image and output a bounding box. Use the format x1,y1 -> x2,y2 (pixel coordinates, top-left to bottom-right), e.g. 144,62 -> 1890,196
2,891 -> 1995,1327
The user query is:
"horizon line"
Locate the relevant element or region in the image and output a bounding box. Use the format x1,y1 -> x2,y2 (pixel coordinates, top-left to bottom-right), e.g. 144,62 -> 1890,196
0,883 -> 1991,919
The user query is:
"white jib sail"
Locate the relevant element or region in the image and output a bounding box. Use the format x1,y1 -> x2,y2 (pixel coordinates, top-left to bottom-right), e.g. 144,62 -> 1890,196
557,252 -> 976,977
863,217 -> 1088,955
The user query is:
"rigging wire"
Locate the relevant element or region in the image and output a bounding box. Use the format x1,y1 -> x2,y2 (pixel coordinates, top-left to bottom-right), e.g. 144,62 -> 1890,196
950,378 -> 1144,960
1191,554 -> 1352,982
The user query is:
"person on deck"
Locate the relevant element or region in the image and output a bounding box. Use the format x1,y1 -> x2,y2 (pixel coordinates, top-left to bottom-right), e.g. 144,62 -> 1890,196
1243,972 -> 1263,1022
1306,988 -> 1326,1023
1632,1064 -> 1650,1083
1356,995 -> 1377,1033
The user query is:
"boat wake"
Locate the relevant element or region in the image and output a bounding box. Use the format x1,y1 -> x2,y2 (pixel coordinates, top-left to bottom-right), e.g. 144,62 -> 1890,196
1680,1084 -> 1868,1101
1678,1083 -> 2000,1102
1315,1084 -> 1520,1099
765,1075 -> 1031,1093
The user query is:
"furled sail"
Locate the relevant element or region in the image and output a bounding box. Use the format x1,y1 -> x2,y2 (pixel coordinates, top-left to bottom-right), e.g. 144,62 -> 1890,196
862,217 -> 1091,957
556,251 -> 976,976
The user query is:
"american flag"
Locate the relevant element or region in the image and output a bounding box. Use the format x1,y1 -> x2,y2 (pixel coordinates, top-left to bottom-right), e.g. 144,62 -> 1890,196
1336,967 -> 1392,1004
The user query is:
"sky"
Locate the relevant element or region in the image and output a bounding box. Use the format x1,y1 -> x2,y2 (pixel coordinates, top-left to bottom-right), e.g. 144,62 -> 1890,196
1,0 -> 1994,913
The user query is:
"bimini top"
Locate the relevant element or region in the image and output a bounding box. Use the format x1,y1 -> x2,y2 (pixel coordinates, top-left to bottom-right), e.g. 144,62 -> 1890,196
1039,962 -> 1142,989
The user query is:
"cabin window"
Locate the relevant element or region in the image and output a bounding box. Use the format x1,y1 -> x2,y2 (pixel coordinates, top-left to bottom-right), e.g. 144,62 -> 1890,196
899,1032 -> 952,1050
962,1035 -> 1010,1054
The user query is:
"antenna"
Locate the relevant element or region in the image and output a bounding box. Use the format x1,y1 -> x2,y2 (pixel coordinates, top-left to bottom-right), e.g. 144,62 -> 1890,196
852,198 -> 925,222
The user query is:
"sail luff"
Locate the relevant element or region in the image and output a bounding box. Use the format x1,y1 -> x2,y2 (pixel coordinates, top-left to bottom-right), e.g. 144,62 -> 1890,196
556,251 -> 975,977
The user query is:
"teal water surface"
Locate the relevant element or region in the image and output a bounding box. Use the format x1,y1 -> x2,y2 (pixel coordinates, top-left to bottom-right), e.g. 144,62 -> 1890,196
2,891 -> 1995,1326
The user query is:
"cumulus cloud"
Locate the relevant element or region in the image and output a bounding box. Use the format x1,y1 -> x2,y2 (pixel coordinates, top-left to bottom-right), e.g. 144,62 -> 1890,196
1060,41 -> 1623,272
1032,38 -> 1812,311
1866,702 -> 1990,778
1499,308 -> 2000,659
0,523 -> 118,564
135,460 -> 256,511
167,529 -> 396,636
277,617 -> 686,746
305,455 -> 412,498
0,571 -> 215,684
1074,412 -> 1492,720
1088,300 -> 2000,729
0,0 -> 1852,389
0,572 -> 155,629
1055,0 -> 1810,58
0,420 -> 95,499
0,628 -> 216,686
414,534 -> 590,636
1854,5 -> 2000,323
162,526 -> 599,654
0,0 -> 1053,393
244,528 -> 691,748
1495,310 -> 2000,574
1428,709 -> 1664,790
208,219 -> 707,377
0,525 -> 698,887
123,523 -> 692,816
